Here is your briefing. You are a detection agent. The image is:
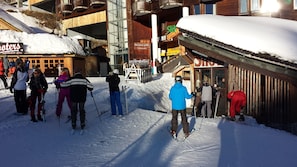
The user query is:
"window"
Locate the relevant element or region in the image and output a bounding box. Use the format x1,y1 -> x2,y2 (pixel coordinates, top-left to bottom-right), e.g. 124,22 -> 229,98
294,0 -> 297,10
251,0 -> 260,11
194,4 -> 200,14
205,4 -> 214,14
239,0 -> 248,14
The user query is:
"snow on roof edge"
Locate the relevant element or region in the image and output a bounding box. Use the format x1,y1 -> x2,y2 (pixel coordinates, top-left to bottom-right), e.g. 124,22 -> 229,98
177,14 -> 297,64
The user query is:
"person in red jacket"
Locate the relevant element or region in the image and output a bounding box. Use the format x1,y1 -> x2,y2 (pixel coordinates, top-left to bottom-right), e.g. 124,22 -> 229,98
227,90 -> 246,121
0,57 -> 9,89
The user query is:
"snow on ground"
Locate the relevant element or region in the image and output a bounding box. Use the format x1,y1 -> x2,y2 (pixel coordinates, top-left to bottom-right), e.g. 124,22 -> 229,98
0,73 -> 297,167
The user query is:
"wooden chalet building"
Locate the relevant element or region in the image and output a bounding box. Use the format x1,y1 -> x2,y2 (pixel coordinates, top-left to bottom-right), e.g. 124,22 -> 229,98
0,7 -> 87,76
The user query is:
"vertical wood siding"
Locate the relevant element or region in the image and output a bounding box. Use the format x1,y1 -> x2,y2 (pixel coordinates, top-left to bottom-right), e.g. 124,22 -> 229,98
229,65 -> 297,134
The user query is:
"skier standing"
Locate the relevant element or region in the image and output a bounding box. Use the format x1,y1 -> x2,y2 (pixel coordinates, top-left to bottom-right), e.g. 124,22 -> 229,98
227,90 -> 246,121
60,69 -> 93,130
3,55 -> 10,77
28,68 -> 48,122
198,81 -> 214,118
24,57 -> 30,72
106,69 -> 123,116
0,57 -> 9,89
10,62 -> 29,115
169,75 -> 194,138
54,67 -> 71,117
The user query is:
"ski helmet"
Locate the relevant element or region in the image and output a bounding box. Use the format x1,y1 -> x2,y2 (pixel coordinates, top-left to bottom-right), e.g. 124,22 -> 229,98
175,75 -> 182,83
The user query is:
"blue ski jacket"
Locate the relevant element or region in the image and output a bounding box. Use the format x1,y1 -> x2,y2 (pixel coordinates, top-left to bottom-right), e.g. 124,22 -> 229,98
169,82 -> 192,110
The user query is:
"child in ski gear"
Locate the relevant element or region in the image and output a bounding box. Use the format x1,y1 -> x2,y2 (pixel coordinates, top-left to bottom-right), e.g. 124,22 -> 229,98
169,75 -> 193,138
197,81 -> 215,118
28,68 -> 48,122
227,90 -> 246,121
0,57 -> 9,89
10,62 -> 29,114
60,69 -> 93,129
106,69 -> 123,116
54,67 -> 71,117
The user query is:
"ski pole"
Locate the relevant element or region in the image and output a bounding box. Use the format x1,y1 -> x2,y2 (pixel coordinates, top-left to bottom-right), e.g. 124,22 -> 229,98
214,91 -> 220,118
90,91 -> 100,117
122,85 -> 129,115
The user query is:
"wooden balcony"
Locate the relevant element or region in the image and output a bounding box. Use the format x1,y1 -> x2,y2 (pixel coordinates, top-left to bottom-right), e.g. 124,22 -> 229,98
132,0 -> 151,16
159,0 -> 182,9
73,0 -> 88,12
90,0 -> 105,8
61,3 -> 73,14
200,0 -> 222,4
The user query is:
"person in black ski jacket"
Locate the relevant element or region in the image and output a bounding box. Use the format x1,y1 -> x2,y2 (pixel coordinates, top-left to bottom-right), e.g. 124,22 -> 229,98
28,68 -> 48,122
10,62 -> 29,115
106,69 -> 123,116
60,69 -> 93,130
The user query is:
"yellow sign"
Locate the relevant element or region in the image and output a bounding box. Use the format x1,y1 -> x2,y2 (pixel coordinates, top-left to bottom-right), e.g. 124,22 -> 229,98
166,47 -> 181,56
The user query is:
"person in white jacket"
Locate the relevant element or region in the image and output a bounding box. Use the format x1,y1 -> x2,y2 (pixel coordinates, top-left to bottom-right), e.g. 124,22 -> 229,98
10,62 -> 29,115
199,81 -> 214,118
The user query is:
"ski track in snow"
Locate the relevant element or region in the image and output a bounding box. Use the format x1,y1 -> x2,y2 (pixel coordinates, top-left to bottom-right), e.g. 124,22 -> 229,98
1,75 -> 297,167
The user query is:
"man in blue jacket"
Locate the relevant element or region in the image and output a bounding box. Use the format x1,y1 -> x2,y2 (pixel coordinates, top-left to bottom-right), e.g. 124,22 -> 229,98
169,75 -> 194,138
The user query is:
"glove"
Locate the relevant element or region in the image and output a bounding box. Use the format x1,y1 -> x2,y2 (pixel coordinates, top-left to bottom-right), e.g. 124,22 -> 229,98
55,83 -> 61,89
191,92 -> 196,97
10,87 -> 13,93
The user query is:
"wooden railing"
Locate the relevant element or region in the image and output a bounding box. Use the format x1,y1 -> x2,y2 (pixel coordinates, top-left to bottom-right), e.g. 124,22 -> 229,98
159,0 -> 183,9
132,0 -> 151,16
73,0 -> 88,11
90,0 -> 105,8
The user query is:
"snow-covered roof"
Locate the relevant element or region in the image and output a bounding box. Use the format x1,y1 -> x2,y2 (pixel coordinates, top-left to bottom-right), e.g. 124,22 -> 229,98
0,8 -> 35,33
0,2 -> 85,55
177,15 -> 297,64
0,30 -> 86,55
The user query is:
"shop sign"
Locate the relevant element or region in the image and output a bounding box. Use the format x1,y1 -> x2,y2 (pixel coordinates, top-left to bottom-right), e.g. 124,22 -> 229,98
134,42 -> 151,59
0,42 -> 24,54
194,58 -> 224,68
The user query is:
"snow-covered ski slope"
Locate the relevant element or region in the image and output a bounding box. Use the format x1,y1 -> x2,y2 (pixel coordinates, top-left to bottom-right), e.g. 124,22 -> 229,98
1,73 -> 297,167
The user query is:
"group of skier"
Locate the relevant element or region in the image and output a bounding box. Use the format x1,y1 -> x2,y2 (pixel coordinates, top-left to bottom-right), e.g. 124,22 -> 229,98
4,57 -> 247,135
169,75 -> 247,139
6,62 -> 122,131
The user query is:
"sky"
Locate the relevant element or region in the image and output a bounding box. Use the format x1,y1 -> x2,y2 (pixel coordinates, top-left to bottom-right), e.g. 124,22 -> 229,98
1,74 -> 297,167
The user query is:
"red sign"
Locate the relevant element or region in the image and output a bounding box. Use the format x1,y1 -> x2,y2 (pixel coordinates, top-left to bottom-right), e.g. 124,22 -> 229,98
0,43 -> 24,54
194,58 -> 223,68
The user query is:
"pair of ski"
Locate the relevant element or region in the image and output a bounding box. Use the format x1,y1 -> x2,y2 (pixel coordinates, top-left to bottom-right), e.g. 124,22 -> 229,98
221,115 -> 247,125
65,116 -> 85,135
168,126 -> 196,142
71,129 -> 85,135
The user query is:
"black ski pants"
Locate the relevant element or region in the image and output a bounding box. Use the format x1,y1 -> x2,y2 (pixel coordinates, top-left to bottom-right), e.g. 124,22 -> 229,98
171,109 -> 189,134
71,102 -> 86,129
14,90 -> 28,114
